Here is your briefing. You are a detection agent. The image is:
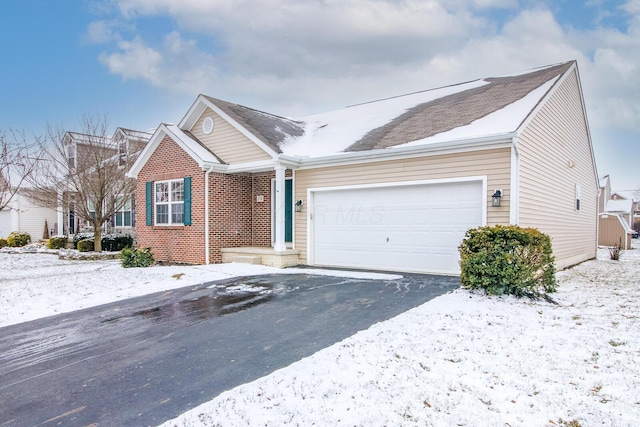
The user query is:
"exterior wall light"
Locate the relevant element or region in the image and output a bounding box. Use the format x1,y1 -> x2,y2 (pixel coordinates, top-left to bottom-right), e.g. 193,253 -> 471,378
295,199 -> 304,212
492,189 -> 502,207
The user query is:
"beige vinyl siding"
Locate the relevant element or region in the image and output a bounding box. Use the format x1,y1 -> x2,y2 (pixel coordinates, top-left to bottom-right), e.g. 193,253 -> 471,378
294,148 -> 511,263
518,69 -> 598,269
189,107 -> 272,164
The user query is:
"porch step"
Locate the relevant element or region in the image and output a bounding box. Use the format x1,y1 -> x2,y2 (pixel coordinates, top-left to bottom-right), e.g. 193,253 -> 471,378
230,255 -> 262,264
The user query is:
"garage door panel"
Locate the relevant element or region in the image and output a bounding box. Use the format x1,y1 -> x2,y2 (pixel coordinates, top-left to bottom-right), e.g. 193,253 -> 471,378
311,180 -> 484,274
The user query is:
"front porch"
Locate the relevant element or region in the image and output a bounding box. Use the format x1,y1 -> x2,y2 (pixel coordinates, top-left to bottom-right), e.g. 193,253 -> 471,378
221,247 -> 301,268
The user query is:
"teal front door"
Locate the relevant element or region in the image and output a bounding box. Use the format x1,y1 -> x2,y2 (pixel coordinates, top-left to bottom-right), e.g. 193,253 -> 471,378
273,178 -> 293,244
284,179 -> 293,243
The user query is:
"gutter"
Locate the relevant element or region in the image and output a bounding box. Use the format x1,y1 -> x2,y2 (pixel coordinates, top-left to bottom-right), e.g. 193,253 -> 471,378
509,136 -> 520,225
203,166 -> 213,264
279,133 -> 516,170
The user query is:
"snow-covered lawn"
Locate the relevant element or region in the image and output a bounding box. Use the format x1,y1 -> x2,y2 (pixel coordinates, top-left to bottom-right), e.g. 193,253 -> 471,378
1,246 -> 639,426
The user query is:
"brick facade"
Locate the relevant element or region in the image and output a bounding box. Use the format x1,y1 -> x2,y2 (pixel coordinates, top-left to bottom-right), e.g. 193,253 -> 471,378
135,136 -> 276,264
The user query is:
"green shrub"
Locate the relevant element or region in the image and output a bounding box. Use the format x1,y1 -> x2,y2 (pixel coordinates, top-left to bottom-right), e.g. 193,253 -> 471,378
102,234 -> 134,252
47,236 -> 68,250
121,247 -> 155,268
7,231 -> 31,247
77,238 -> 95,252
73,232 -> 94,249
458,225 -> 556,298
0,238 -> 6,249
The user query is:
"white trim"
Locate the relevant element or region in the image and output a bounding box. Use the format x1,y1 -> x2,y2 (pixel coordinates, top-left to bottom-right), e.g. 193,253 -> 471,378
127,124 -> 223,178
273,165 -> 287,251
286,136 -> 514,171
306,176 -> 487,267
205,168 -> 212,264
153,179 -> 185,226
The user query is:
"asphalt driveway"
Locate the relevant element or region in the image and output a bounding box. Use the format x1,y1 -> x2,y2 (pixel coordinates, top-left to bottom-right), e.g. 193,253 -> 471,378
0,272 -> 459,426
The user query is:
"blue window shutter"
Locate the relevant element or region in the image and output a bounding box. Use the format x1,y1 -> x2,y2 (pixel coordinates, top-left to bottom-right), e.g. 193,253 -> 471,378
184,177 -> 192,226
145,181 -> 153,226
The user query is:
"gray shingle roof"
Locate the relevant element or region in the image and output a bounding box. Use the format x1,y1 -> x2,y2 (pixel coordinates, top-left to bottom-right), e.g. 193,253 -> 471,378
346,61 -> 573,152
202,95 -> 305,154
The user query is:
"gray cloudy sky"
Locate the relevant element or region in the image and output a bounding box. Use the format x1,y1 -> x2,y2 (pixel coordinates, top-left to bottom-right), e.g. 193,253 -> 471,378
1,0 -> 638,189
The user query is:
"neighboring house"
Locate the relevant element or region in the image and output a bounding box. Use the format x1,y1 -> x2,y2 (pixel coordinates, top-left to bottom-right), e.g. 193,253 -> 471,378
0,191 -> 58,240
597,177 -> 636,249
128,60 -> 598,274
598,175 -> 612,213
57,128 -> 152,236
1,167 -> 58,241
611,191 -> 640,230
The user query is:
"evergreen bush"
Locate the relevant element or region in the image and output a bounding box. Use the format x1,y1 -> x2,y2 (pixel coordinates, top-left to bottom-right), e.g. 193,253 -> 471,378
0,238 -> 6,249
7,231 -> 31,247
73,232 -> 94,249
47,236 -> 68,250
121,247 -> 155,268
458,225 -> 556,298
77,238 -> 95,252
101,234 -> 134,252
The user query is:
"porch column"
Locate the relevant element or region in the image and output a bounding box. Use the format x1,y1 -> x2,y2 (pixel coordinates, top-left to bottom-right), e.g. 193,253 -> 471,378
57,190 -> 64,235
274,164 -> 287,252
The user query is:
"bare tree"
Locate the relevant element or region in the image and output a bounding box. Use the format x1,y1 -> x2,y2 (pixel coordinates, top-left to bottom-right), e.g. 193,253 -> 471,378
27,115 -> 136,252
0,129 -> 41,211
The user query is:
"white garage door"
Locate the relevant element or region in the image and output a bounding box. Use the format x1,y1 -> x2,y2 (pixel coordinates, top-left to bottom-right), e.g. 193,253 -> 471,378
310,180 -> 484,274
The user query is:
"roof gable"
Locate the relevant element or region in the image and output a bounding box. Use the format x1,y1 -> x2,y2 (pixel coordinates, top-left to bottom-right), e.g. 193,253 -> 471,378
127,124 -> 223,178
179,94 -> 304,158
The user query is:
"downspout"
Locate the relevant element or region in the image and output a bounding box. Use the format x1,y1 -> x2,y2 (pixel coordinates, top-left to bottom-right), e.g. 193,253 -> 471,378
205,167 -> 212,265
509,136 -> 520,225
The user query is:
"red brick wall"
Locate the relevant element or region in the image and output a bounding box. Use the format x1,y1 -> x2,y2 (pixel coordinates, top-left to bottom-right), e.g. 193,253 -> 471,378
136,136 -> 206,264
252,172 -> 273,247
135,135 -> 280,264
208,173 -> 253,263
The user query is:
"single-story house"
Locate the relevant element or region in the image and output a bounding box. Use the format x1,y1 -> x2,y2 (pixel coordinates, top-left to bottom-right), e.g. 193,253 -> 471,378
128,60 -> 598,274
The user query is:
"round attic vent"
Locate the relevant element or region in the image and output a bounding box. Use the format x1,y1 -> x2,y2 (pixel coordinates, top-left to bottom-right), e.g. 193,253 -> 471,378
202,116 -> 214,134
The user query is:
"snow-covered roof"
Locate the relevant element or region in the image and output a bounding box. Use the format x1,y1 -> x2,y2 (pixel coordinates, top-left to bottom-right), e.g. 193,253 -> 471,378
131,61 -> 576,174
612,191 -> 639,202
197,61 -> 573,160
606,199 -> 633,214
113,127 -> 154,142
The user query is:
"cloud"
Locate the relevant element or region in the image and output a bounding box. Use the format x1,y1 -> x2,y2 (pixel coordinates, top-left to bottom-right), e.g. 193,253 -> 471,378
98,32 -> 221,94
85,20 -> 119,44
98,37 -> 163,85
91,0 -> 640,132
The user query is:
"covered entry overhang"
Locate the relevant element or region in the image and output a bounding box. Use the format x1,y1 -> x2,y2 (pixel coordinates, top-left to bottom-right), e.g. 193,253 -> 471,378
209,158 -> 301,267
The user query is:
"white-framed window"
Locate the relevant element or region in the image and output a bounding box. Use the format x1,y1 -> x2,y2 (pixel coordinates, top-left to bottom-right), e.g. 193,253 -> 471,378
68,143 -> 76,170
114,196 -> 132,227
118,140 -> 127,167
155,179 -> 184,225
575,184 -> 581,211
